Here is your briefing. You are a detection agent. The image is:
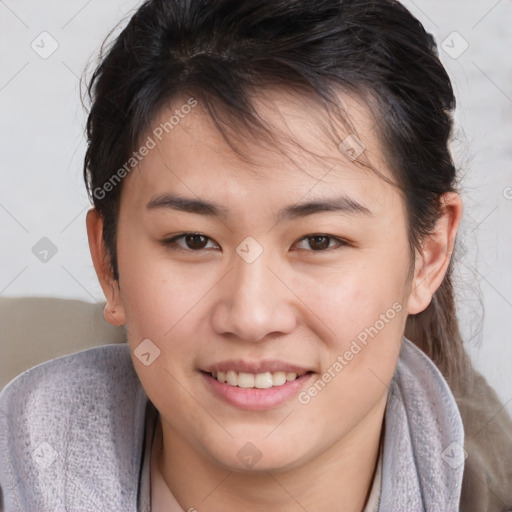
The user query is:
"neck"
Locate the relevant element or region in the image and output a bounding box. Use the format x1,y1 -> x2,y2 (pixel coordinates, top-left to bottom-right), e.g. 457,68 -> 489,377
155,395 -> 386,512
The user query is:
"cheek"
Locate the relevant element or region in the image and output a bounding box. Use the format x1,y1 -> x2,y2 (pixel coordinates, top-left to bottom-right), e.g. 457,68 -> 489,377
116,244 -> 212,418
289,244 -> 410,412
293,269 -> 407,439
116,234 -> 205,342
291,250 -> 409,346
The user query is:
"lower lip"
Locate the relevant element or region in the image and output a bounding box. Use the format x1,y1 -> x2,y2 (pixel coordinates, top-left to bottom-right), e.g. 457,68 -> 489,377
201,372 -> 314,411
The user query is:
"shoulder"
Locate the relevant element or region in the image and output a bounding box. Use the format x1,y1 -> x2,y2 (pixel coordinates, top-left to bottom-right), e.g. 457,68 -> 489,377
0,344 -> 148,510
0,343 -> 137,414
456,366 -> 512,511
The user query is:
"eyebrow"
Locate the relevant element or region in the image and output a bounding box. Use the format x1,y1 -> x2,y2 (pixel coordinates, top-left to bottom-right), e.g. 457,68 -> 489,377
146,192 -> 372,222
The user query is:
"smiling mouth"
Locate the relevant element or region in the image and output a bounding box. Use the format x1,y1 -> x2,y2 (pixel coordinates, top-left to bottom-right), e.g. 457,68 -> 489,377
205,370 -> 312,389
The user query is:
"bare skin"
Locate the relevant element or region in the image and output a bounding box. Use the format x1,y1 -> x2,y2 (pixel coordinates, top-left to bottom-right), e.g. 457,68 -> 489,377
87,88 -> 462,511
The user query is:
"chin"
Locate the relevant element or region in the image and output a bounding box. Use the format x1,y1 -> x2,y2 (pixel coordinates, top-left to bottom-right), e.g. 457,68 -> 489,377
204,434 -> 312,474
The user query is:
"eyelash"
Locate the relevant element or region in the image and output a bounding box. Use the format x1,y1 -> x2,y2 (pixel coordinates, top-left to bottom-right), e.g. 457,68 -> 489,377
161,232 -> 348,253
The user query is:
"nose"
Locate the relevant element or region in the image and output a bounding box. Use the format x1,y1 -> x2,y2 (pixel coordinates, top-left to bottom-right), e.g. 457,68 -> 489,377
210,247 -> 298,343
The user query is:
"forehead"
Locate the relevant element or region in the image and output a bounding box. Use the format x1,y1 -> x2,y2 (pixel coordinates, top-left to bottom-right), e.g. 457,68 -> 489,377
122,87 -> 400,215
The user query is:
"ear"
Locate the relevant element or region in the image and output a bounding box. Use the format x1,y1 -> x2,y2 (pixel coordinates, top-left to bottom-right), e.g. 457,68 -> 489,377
407,192 -> 463,315
86,208 -> 126,326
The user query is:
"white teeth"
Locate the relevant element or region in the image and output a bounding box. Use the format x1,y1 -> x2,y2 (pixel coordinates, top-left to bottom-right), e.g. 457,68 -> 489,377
272,372 -> 287,386
211,370 -> 301,388
237,372 -> 255,388
254,372 -> 273,389
226,370 -> 238,386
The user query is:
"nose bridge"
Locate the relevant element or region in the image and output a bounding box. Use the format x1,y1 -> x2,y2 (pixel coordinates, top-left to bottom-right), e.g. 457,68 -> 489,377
211,239 -> 297,342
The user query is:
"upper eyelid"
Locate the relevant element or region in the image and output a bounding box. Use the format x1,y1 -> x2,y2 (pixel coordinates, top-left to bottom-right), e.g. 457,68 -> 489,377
163,233 -> 219,248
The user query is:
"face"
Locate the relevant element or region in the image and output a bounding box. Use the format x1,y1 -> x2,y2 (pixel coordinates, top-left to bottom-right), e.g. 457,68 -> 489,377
98,89 -> 418,472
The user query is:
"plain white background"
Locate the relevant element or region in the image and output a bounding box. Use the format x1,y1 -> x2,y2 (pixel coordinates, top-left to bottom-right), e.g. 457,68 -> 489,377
0,0 -> 511,409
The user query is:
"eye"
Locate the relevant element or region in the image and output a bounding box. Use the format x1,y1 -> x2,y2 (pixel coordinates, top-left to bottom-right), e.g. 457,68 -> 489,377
162,232 -> 347,253
293,234 -> 347,252
162,232 -> 219,251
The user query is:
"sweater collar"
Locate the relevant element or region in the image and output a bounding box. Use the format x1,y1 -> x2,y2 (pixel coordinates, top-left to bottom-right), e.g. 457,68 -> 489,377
379,337 -> 465,511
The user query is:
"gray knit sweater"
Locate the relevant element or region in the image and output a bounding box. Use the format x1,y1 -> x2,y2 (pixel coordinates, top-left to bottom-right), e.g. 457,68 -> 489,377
0,338 -> 465,511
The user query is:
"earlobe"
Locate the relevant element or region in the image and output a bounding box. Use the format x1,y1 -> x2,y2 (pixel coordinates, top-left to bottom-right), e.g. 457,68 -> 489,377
103,297 -> 126,327
86,208 -> 126,326
407,192 -> 463,315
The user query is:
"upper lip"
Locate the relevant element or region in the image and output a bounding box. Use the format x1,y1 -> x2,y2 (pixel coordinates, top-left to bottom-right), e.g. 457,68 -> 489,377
202,360 -> 312,375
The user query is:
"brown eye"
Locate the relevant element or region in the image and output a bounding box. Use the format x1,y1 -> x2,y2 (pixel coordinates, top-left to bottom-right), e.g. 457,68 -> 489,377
294,234 -> 346,252
184,233 -> 209,250
308,235 -> 331,250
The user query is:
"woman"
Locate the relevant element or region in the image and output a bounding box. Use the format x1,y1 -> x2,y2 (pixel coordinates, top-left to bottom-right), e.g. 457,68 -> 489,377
1,0 -> 511,510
